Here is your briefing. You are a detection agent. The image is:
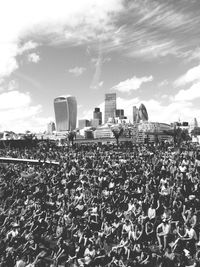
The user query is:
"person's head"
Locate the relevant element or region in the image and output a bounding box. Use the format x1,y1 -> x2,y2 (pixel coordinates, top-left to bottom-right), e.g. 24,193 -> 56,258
162,218 -> 167,224
186,222 -> 191,229
125,219 -> 130,225
94,231 -> 98,238
165,245 -> 172,254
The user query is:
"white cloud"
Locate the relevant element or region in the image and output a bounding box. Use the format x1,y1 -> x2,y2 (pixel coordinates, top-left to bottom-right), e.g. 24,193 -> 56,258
8,80 -> 18,91
158,80 -> 169,87
129,41 -> 177,59
19,41 -> 39,54
90,81 -> 104,90
27,53 -> 40,63
99,81 -> 104,87
0,79 -> 18,92
0,108 -> 52,133
174,64 -> 200,86
0,91 -> 31,109
68,66 -> 86,76
0,90 -> 50,132
90,53 -> 110,90
186,47 -> 200,62
0,44 -> 19,78
174,82 -> 200,101
111,75 -> 153,93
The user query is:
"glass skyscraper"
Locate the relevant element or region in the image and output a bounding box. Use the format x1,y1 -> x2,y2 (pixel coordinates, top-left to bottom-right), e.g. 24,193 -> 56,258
54,96 -> 77,132
138,103 -> 148,121
104,93 -> 116,123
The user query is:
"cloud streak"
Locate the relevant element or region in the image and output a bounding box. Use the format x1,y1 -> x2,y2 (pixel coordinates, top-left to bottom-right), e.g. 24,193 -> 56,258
0,0 -> 200,85
0,0 -> 123,80
68,66 -> 86,76
111,75 -> 153,93
28,53 -> 40,63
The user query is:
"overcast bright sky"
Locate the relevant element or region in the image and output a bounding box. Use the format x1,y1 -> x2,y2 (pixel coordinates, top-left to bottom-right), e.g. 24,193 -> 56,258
0,0 -> 200,132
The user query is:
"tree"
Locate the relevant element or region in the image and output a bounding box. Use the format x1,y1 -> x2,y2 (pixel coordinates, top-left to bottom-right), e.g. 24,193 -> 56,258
24,132 -> 36,141
181,129 -> 191,142
173,127 -> 191,146
191,127 -> 200,137
111,124 -> 123,146
68,131 -> 76,145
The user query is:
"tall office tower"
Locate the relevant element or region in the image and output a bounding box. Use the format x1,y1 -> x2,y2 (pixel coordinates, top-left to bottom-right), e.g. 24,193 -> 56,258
138,103 -> 148,121
54,95 -> 77,132
93,107 -> 102,125
116,109 -> 124,118
104,93 -> 116,123
47,121 -> 56,134
133,106 -> 139,123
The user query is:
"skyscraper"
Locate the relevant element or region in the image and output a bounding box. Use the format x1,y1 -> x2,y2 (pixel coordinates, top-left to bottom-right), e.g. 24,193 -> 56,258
133,106 -> 139,123
138,103 -> 148,121
93,107 -> 102,125
104,93 -> 116,123
194,117 -> 198,128
54,96 -> 77,132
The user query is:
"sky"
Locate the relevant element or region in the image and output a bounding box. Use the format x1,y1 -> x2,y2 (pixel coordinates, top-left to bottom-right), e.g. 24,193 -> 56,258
0,0 -> 200,132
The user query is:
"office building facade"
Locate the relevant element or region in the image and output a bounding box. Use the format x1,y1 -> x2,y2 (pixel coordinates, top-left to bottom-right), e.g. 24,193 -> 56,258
104,93 -> 116,123
133,106 -> 139,123
93,107 -> 102,125
54,96 -> 77,132
116,109 -> 124,118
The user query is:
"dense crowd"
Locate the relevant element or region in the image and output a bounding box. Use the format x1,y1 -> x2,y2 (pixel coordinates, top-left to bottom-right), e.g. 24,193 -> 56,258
0,140 -> 200,267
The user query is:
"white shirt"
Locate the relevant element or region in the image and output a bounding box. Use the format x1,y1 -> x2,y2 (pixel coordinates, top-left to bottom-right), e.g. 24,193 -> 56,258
148,207 -> 156,219
186,228 -> 197,240
157,222 -> 170,236
15,260 -> 26,267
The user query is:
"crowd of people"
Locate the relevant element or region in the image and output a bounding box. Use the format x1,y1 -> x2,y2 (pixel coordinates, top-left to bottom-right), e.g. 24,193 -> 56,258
0,140 -> 200,267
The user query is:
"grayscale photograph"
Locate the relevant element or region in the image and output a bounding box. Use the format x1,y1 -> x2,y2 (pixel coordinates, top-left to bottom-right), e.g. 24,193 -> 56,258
0,0 -> 200,266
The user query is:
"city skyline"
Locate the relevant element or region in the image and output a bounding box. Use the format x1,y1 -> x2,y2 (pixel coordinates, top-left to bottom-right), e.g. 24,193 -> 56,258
0,0 -> 200,132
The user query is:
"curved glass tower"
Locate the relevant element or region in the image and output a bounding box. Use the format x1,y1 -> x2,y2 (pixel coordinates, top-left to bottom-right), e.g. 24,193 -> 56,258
138,103 -> 148,121
54,96 -> 77,132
